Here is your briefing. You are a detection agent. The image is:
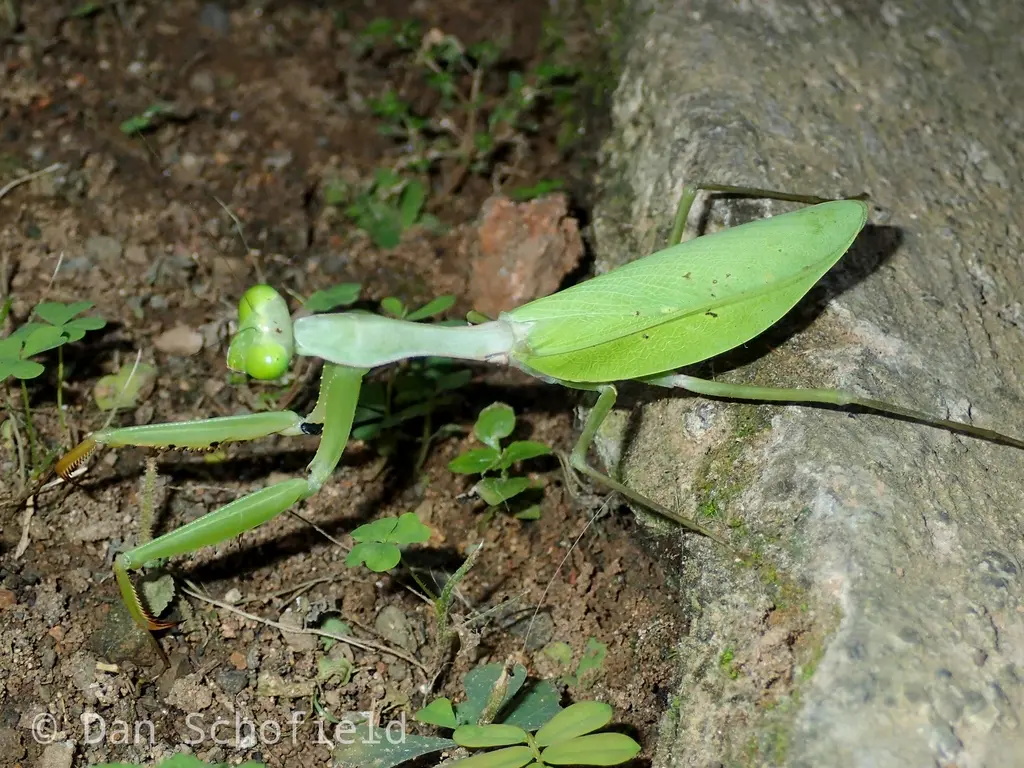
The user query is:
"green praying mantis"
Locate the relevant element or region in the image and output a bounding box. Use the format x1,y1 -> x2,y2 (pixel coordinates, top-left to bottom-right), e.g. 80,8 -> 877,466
56,182 -> 1024,633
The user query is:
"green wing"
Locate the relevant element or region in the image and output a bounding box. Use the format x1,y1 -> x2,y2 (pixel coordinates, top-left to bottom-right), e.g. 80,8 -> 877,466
503,200 -> 868,382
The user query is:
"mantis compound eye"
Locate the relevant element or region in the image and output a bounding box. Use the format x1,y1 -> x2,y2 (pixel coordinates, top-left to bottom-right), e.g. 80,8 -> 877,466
226,284 -> 295,379
245,342 -> 289,380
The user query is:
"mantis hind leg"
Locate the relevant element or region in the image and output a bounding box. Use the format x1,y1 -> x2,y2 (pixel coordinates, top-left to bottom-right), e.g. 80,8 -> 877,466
669,182 -> 868,247
645,373 -> 1024,450
569,385 -> 730,547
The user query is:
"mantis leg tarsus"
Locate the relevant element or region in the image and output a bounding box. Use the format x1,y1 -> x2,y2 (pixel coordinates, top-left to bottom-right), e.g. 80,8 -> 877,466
570,385 -> 730,547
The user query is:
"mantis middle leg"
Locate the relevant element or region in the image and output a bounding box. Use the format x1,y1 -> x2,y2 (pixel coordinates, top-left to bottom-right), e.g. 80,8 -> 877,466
568,384 -> 730,547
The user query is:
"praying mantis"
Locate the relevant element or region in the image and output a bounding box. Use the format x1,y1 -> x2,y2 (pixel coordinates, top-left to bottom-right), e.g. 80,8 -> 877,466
56,182 -> 1024,633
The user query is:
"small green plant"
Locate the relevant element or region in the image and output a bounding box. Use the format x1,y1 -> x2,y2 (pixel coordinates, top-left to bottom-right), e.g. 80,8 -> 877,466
449,403 -> 551,520
303,282 -> 362,313
119,102 -> 180,135
326,167 -> 440,249
354,16 -> 422,57
335,662 -> 639,768
379,294 -> 455,321
346,512 -> 432,572
350,20 -> 578,208
510,179 -> 566,201
93,361 -> 158,411
447,701 -> 640,767
541,637 -> 609,691
719,648 -> 740,680
1,299 -> 106,479
0,300 -> 105,381
343,513 -> 479,697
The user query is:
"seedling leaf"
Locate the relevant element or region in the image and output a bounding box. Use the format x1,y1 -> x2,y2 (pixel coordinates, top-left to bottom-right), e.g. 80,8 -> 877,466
449,447 -> 501,474
305,283 -> 362,312
498,440 -> 551,469
380,296 -> 405,318
415,697 -> 458,729
20,325 -> 68,357
317,654 -> 354,685
35,301 -> 93,326
334,732 -> 456,768
62,314 -> 107,342
534,702 -> 612,747
573,638 -> 608,689
350,512 -> 430,546
93,362 -> 158,410
138,572 -> 175,619
453,724 -> 529,748
399,179 -> 426,229
405,295 -> 456,321
474,402 -> 515,449
346,542 -> 401,572
475,477 -> 531,506
458,663 -> 527,725
318,616 -> 352,650
0,358 -> 44,380
390,512 -> 432,544
513,504 -> 541,520
447,746 -> 534,768
539,733 -> 641,765
500,679 -> 562,731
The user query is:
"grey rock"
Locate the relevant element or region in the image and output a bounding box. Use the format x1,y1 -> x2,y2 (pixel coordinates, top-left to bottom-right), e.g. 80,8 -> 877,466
198,3 -> 230,37
37,742 -> 74,768
84,234 -> 122,264
0,727 -> 24,762
189,70 -> 216,95
216,668 -> 249,696
374,606 -> 418,653
592,1 -> 1024,766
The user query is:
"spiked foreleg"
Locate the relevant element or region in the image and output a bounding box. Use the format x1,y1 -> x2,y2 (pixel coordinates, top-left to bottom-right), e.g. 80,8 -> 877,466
89,364 -> 367,631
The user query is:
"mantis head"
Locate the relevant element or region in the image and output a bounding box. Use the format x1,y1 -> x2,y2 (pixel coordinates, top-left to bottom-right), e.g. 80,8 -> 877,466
226,285 -> 295,380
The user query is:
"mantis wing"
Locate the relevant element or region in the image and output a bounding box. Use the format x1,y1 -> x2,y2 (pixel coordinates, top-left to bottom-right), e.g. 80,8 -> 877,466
503,199 -> 868,382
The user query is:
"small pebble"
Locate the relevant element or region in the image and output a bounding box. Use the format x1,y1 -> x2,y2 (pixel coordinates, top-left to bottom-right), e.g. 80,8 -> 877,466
38,742 -> 74,768
84,235 -> 123,263
153,325 -> 203,356
216,668 -> 249,696
198,3 -> 230,36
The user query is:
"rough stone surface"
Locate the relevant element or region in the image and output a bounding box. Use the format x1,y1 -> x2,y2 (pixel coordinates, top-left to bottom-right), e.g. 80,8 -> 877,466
467,194 -> 584,317
591,2 -> 1024,766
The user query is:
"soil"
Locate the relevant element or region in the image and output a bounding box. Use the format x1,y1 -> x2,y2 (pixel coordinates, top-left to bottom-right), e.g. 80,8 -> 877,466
0,3 -> 685,767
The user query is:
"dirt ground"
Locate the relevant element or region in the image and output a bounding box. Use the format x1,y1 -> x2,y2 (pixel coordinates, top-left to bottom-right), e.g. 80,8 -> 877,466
0,2 -> 687,767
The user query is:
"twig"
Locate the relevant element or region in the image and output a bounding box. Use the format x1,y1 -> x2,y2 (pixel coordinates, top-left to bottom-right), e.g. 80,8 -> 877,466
13,493 -> 34,558
180,582 -> 428,673
437,67 -> 484,204
237,575 -> 337,606
214,195 -> 265,285
521,494 -> 611,653
0,162 -> 62,203
287,508 -> 349,551
98,349 -> 143,433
